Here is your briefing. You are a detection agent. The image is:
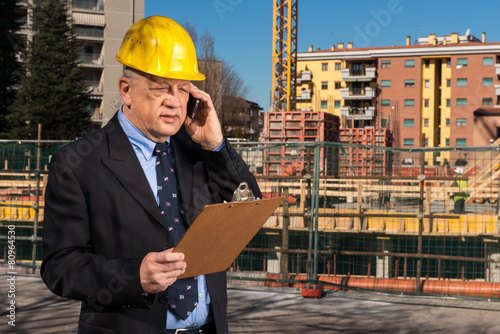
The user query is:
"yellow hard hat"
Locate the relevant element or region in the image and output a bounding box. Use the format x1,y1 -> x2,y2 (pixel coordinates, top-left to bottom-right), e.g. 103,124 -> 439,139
116,16 -> 205,81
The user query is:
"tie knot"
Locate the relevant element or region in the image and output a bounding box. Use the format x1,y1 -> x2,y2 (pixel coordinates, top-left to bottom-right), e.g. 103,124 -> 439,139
154,142 -> 168,155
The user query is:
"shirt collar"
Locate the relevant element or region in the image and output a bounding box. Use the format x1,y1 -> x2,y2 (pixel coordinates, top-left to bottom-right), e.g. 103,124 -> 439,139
117,106 -> 170,160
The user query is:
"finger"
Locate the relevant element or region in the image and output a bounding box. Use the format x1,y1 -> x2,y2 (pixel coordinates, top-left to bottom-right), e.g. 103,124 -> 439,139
189,83 -> 212,107
189,83 -> 201,98
155,248 -> 185,264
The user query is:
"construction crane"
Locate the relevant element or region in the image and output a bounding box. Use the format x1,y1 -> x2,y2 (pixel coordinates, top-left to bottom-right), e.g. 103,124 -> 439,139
271,0 -> 298,113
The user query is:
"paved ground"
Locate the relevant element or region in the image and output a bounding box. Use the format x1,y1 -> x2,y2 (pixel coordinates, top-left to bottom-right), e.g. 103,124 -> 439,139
2,274 -> 500,333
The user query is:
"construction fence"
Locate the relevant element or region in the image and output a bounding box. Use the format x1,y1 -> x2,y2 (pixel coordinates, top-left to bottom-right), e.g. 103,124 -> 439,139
2,140 -> 500,299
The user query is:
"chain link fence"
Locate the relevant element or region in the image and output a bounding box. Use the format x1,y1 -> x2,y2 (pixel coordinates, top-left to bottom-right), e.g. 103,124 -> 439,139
0,140 -> 68,273
2,140 -> 500,299
230,141 -> 500,298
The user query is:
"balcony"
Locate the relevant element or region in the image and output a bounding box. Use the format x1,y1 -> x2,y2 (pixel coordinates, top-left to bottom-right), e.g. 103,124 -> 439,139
78,53 -> 103,67
89,108 -> 103,121
85,81 -> 103,94
297,70 -> 311,83
72,0 -> 105,11
74,26 -> 104,40
496,64 -> 500,76
496,84 -> 500,96
18,24 -> 30,35
341,67 -> 376,82
296,89 -> 311,101
340,106 -> 376,120
340,86 -> 376,100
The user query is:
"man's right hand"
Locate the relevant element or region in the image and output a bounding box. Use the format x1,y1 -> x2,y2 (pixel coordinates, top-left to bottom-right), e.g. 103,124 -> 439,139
140,248 -> 186,294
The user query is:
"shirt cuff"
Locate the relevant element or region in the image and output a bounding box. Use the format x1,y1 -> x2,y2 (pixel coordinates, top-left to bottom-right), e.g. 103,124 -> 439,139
212,139 -> 226,152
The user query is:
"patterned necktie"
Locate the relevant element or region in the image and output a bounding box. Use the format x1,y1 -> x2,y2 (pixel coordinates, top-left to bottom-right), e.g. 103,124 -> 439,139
154,142 -> 198,320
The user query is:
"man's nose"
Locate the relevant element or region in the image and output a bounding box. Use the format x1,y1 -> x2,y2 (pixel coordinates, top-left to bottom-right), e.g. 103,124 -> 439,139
163,92 -> 182,108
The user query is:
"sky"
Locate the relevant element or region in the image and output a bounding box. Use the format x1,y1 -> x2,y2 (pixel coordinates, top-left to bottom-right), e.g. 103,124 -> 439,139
145,0 -> 500,112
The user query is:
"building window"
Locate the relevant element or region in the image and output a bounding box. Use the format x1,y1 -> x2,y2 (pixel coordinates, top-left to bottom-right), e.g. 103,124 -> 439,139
403,138 -> 414,146
424,99 -> 429,107
424,119 -> 429,127
483,57 -> 494,66
335,63 -> 341,71
457,98 -> 467,106
404,99 -> 415,106
483,98 -> 493,106
424,139 -> 428,147
321,82 -> 328,90
381,99 -> 390,106
456,138 -> 467,146
424,80 -> 430,88
322,63 -> 328,71
447,59 -> 451,67
405,59 -> 415,68
457,118 -> 467,126
404,119 -> 414,127
405,79 -> 415,87
446,99 -> 450,107
424,60 -> 430,68
381,80 -> 391,87
335,81 -> 341,89
446,138 -> 450,146
320,100 -> 327,109
446,118 -> 450,127
483,78 -> 493,86
334,100 -> 341,108
457,58 -> 468,66
457,78 -> 468,87
446,79 -> 451,87
381,60 -> 391,68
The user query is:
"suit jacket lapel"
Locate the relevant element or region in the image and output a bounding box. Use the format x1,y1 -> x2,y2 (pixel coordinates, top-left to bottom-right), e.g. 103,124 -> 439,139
101,115 -> 165,228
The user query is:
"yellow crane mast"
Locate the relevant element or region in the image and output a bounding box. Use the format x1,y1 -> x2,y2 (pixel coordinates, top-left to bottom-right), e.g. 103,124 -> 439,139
272,0 -> 298,112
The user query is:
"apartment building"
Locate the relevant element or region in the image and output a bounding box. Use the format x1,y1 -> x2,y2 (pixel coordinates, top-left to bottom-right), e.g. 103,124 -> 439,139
297,32 -> 500,160
17,0 -> 145,128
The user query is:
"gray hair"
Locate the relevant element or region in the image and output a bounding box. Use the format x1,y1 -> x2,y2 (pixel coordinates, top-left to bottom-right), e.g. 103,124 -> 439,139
122,66 -> 139,84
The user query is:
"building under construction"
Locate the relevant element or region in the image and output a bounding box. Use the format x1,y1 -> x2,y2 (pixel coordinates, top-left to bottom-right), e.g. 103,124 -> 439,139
264,0 -> 500,299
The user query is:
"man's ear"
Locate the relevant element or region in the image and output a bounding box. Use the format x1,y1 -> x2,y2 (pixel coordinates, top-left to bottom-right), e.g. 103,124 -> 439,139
119,77 -> 132,107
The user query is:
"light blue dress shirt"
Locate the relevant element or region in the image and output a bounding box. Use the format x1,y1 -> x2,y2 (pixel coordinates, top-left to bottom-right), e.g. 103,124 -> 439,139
118,109 -> 213,329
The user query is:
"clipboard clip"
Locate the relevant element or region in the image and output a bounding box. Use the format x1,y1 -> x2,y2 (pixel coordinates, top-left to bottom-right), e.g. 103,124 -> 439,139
231,182 -> 259,202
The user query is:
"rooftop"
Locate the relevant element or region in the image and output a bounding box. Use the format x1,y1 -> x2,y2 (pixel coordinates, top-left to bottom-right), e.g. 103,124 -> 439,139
300,32 -> 500,59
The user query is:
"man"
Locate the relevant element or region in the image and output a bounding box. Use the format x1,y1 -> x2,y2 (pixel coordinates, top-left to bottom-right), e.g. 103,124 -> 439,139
41,16 -> 261,334
452,167 -> 468,214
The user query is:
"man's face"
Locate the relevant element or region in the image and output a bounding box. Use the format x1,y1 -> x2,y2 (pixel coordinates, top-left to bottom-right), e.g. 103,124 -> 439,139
122,72 -> 190,143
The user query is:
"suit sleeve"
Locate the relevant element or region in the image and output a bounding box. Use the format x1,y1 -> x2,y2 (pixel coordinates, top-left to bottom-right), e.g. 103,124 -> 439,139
40,151 -> 148,309
200,138 -> 262,202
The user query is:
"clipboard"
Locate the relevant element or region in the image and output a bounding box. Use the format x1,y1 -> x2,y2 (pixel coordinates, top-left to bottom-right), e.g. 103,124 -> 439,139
174,196 -> 284,279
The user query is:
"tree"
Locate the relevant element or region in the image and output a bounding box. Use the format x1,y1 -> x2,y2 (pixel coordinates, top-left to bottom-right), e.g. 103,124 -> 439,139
183,23 -> 249,136
8,0 -> 90,140
0,0 -> 23,136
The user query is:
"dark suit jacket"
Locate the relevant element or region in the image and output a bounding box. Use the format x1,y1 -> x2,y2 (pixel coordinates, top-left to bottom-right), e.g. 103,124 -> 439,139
41,113 -> 261,334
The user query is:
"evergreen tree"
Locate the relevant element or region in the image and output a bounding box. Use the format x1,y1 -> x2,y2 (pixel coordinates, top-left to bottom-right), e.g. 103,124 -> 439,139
8,0 -> 90,140
0,0 -> 23,135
